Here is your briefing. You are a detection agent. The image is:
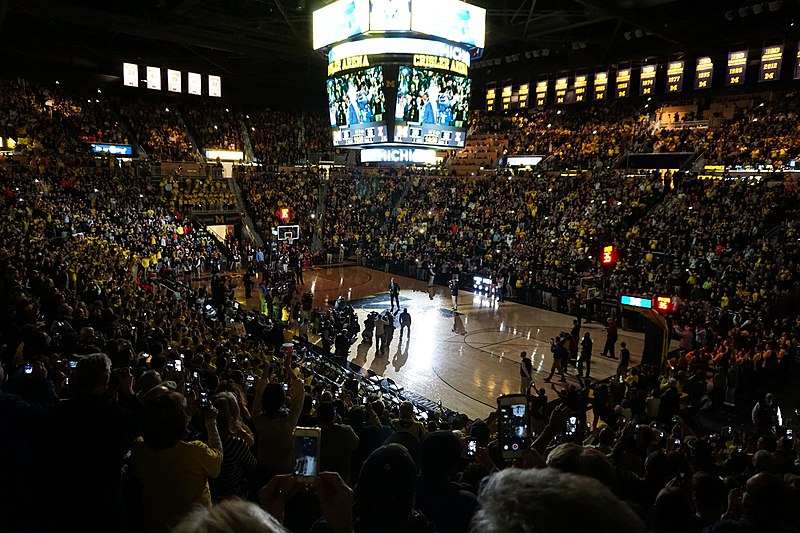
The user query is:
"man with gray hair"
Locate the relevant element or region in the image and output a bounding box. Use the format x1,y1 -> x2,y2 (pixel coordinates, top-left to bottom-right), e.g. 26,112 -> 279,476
471,467 -> 646,533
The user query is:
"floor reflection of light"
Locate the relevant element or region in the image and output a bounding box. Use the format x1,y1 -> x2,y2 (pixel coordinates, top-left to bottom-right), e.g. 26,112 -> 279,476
339,276 -> 344,286
310,280 -> 317,294
499,321 -> 505,332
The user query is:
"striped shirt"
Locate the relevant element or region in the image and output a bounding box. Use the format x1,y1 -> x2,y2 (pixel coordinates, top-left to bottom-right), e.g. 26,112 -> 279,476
209,434 -> 257,501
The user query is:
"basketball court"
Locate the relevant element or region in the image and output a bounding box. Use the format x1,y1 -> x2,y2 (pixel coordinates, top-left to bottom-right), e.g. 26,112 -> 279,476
236,265 -> 645,419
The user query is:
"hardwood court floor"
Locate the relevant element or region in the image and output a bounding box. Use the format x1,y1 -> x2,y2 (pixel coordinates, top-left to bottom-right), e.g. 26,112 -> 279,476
236,265 -> 646,420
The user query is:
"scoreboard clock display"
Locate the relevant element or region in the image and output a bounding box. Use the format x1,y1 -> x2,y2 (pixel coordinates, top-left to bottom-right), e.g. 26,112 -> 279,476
759,45 -> 783,82
695,57 -> 713,89
726,50 -> 747,86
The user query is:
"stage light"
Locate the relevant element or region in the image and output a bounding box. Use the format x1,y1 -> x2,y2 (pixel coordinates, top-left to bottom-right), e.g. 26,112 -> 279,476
752,3 -> 764,14
724,10 -> 734,20
624,31 -> 632,40
634,29 -> 643,38
768,1 -> 781,11
738,7 -> 748,16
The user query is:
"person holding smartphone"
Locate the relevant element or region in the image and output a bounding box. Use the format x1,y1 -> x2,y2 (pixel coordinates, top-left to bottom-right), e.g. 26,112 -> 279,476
129,391 -> 222,533
252,351 -> 305,484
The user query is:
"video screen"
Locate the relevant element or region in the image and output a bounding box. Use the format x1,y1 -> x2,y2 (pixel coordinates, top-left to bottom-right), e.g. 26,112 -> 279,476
394,66 -> 470,148
327,66 -> 388,147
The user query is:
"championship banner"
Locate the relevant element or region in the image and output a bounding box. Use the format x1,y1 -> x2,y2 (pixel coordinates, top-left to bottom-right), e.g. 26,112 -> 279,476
759,45 -> 783,82
695,56 -> 713,89
616,68 -> 631,98
555,76 -> 568,104
639,64 -> 656,96
666,61 -> 684,93
594,71 -> 608,100
726,50 -> 747,86
573,74 -> 587,103
535,80 -> 547,107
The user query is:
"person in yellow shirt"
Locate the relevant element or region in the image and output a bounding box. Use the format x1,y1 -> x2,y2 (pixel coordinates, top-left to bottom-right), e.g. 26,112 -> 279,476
130,391 -> 223,533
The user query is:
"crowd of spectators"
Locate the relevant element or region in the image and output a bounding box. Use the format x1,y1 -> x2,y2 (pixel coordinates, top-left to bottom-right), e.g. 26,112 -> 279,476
183,102 -> 244,152
160,175 -> 238,212
119,100 -> 196,161
3,78 -> 800,533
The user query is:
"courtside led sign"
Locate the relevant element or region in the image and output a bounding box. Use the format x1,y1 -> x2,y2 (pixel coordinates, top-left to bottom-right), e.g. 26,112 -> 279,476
91,143 -> 134,156
620,295 -> 653,309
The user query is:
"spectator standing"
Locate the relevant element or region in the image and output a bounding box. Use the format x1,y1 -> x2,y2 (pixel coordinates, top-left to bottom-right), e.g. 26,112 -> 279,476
751,393 -> 781,436
544,337 -> 568,383
601,318 -> 618,359
208,392 -> 258,502
399,308 -> 412,339
449,279 -> 459,310
520,351 -> 533,394
578,332 -> 593,379
129,391 -> 223,533
617,342 -> 631,378
317,402 -> 360,484
389,277 -> 400,311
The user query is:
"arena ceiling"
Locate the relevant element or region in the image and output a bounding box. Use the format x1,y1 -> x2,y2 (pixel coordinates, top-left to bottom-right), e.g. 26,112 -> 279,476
1,0 -> 798,105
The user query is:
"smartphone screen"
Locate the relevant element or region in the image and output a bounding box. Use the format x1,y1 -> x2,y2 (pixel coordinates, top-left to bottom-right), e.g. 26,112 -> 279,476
466,438 -> 478,457
293,434 -> 319,480
199,391 -> 210,407
23,364 -> 33,375
499,398 -> 528,457
68,361 -> 78,369
174,359 -> 183,372
566,416 -> 578,435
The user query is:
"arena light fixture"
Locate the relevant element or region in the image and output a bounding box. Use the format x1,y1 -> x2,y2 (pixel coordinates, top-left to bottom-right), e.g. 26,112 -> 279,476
752,3 -> 764,14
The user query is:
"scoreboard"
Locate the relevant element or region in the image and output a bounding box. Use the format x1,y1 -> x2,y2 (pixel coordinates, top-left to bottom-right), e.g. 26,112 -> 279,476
666,61 -> 684,93
314,0 -> 484,150
759,45 -> 783,82
726,50 -> 747,86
